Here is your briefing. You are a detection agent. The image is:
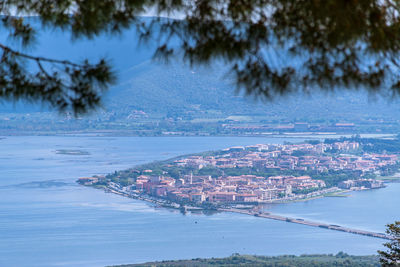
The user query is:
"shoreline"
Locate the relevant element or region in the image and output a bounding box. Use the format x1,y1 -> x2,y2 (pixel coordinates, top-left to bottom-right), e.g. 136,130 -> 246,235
98,182 -> 350,207
92,181 -> 388,210
87,183 -> 392,240
0,132 -> 395,139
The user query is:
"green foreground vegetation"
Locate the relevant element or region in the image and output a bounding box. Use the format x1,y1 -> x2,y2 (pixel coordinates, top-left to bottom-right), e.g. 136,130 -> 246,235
110,253 -> 380,267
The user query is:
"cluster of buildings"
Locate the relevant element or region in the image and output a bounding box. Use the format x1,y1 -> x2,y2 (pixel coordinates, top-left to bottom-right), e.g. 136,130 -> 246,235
129,141 -> 396,204
133,173 -> 326,203
79,141 -> 398,205
223,122 -> 357,133
173,141 -> 397,173
338,179 -> 385,189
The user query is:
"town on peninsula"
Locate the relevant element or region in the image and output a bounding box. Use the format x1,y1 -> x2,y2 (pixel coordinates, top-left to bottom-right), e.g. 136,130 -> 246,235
78,137 -> 399,211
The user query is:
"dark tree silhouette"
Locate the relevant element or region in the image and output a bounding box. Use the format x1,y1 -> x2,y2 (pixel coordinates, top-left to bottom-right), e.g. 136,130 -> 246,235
379,221 -> 400,266
2,0 -> 400,114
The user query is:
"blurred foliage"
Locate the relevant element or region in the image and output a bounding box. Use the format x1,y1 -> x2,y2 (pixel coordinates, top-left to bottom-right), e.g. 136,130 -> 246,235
378,221 -> 400,266
2,1 -> 400,114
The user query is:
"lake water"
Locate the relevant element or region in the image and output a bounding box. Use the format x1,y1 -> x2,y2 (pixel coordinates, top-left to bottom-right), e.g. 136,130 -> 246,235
0,136 -> 398,267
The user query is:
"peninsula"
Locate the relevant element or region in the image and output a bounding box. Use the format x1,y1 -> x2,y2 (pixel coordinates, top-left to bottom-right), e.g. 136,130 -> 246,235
79,137 -> 397,205
78,137 -> 399,239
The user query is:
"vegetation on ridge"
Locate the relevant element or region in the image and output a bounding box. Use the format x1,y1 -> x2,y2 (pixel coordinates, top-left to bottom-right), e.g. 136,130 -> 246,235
110,253 -> 380,267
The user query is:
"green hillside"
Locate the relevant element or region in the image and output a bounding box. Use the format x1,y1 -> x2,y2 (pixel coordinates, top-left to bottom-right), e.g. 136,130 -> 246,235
106,60 -> 247,115
2,17 -> 400,134
107,58 -> 400,122
111,253 -> 380,267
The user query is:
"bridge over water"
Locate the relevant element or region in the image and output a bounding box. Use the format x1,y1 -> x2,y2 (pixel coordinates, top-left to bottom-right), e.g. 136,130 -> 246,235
106,185 -> 392,240
222,208 -> 392,240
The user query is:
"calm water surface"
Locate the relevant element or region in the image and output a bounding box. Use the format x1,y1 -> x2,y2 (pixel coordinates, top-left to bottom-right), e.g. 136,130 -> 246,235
0,136 -> 398,267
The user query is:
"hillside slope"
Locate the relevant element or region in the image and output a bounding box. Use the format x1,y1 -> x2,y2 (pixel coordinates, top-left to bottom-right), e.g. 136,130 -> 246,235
1,17 -> 400,133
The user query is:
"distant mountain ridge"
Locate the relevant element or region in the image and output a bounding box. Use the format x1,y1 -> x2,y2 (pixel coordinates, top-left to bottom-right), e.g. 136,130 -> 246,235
1,17 -> 400,125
